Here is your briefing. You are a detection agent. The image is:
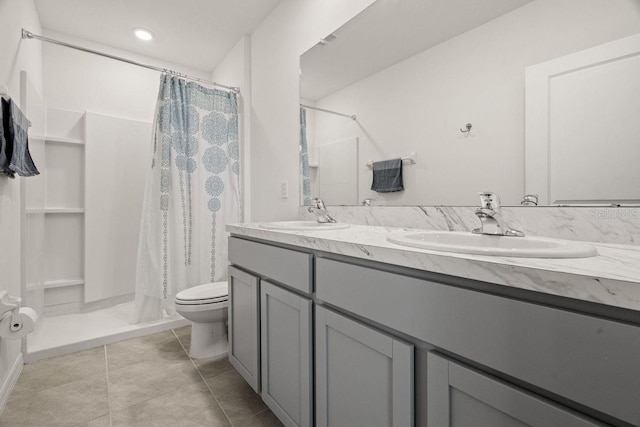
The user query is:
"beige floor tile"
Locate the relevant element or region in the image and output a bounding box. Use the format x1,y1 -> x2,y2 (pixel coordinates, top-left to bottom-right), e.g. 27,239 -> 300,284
108,355 -> 202,411
205,369 -> 268,425
9,346 -> 106,402
73,414 -> 111,427
111,382 -> 230,427
3,329 -> 286,427
0,374 -> 109,427
235,409 -> 284,427
193,353 -> 233,379
174,326 -> 233,379
106,330 -> 187,372
173,325 -> 191,350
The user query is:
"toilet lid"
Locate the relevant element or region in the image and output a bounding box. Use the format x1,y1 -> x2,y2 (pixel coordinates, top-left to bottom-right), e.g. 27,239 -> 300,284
175,282 -> 228,305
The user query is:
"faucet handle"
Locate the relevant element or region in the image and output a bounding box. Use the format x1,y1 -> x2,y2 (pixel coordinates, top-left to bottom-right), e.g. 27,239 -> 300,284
521,194 -> 539,206
478,192 -> 500,210
310,197 -> 326,210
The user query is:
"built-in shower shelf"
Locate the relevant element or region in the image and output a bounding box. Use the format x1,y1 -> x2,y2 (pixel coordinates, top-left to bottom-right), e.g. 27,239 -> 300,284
26,208 -> 85,214
44,279 -> 84,289
31,135 -> 85,145
45,208 -> 85,214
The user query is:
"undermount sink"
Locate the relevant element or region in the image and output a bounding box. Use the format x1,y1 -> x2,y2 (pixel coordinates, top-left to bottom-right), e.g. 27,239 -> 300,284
387,231 -> 597,258
259,221 -> 350,231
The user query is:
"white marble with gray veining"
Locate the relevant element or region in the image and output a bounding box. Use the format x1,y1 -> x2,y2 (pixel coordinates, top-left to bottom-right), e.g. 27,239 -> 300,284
227,222 -> 640,313
299,206 -> 640,245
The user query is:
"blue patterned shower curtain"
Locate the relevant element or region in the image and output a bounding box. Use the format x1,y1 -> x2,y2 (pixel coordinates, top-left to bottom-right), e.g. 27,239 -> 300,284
300,107 -> 311,205
135,74 -> 241,323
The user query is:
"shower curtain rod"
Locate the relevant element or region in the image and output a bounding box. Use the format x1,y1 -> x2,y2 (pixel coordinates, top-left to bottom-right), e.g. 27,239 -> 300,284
21,29 -> 240,93
300,104 -> 356,120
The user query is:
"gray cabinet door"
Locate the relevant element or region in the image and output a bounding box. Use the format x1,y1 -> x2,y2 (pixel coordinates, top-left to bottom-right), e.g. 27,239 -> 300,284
261,281 -> 312,427
316,306 -> 414,427
228,266 -> 260,392
427,352 -> 607,427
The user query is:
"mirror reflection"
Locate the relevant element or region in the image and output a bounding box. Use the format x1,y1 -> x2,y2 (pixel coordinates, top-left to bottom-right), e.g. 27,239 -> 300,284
299,0 -> 640,206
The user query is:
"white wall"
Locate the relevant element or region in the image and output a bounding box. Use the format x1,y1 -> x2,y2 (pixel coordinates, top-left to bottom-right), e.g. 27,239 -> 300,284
312,0 -> 640,206
42,30 -> 211,122
249,0 -> 376,221
0,0 -> 43,406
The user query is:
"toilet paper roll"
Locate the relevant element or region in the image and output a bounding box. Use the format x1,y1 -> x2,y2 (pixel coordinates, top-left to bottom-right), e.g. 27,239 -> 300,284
0,307 -> 38,340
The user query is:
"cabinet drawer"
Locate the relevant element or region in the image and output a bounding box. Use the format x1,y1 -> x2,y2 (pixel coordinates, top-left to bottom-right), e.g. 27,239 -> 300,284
229,237 -> 312,294
316,257 -> 640,426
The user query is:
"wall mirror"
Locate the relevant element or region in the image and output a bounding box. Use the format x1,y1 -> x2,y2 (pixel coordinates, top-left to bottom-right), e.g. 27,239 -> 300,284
299,0 -> 640,206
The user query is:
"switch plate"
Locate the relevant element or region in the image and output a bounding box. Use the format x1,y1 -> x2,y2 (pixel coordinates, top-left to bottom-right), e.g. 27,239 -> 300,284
280,182 -> 288,199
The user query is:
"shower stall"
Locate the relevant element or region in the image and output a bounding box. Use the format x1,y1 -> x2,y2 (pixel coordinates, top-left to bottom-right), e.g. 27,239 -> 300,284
19,32 -> 242,362
21,89 -> 188,362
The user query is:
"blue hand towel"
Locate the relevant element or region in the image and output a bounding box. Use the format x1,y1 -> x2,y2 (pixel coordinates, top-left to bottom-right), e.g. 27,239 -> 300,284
0,99 -> 12,177
1,98 -> 39,177
371,158 -> 403,193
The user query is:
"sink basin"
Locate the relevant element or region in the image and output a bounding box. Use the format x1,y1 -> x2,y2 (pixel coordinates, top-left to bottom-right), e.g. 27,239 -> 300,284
387,231 -> 597,258
259,221 -> 350,231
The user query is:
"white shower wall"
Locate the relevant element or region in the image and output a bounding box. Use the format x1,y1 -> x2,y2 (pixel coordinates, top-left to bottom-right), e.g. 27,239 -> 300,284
39,108 -> 151,314
84,113 -> 150,303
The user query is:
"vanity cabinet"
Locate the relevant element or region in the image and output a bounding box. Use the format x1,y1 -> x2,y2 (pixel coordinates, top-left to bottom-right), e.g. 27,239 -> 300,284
427,352 -> 604,427
315,256 -> 640,426
229,235 -> 640,427
315,306 -> 414,427
228,237 -> 314,427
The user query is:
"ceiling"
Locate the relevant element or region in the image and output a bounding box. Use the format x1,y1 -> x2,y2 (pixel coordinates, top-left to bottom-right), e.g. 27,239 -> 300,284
301,0 -> 533,101
34,0 -> 282,72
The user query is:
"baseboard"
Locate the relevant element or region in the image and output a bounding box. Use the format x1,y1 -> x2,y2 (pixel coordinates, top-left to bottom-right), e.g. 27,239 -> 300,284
0,353 -> 23,413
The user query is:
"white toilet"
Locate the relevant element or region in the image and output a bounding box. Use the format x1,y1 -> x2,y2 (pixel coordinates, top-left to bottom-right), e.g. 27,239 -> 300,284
175,281 -> 229,359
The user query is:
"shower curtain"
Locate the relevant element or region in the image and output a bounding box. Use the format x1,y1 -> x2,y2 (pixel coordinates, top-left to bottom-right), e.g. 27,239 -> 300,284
300,107 -> 311,205
135,74 -> 241,323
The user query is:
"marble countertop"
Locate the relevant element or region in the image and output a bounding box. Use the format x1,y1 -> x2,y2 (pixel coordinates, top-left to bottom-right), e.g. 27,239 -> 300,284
227,222 -> 640,313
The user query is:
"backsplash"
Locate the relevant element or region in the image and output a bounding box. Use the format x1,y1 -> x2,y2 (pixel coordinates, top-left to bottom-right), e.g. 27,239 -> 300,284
300,206 -> 640,246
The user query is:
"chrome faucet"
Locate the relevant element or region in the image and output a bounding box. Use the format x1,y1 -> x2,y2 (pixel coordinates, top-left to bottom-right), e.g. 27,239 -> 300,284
472,192 -> 524,237
362,198 -> 377,206
307,198 -> 337,223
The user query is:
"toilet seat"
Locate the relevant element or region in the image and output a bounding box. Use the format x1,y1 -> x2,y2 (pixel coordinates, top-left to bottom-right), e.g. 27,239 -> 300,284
175,282 -> 228,306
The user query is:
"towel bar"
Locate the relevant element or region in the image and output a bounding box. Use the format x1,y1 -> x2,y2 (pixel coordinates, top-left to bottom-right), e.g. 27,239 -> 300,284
367,152 -> 416,169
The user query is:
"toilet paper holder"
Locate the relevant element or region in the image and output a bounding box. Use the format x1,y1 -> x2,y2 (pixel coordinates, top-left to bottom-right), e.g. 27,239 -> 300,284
0,291 -> 26,333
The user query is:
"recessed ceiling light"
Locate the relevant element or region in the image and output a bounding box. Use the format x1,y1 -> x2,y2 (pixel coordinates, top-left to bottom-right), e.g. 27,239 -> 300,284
134,29 -> 154,41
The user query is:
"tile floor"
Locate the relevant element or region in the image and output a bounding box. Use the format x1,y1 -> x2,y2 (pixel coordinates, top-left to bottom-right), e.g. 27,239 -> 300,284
1,327 -> 283,427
